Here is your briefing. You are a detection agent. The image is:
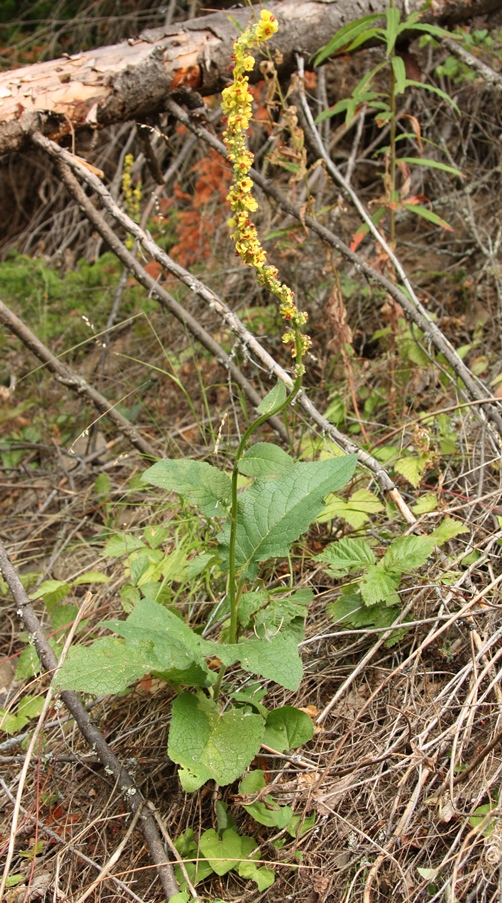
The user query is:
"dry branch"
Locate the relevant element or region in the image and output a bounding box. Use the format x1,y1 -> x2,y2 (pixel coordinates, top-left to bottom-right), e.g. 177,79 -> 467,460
0,0 -> 500,154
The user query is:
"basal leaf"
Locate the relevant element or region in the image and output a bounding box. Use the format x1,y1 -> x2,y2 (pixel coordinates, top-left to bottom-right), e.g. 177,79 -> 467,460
100,598 -> 213,686
257,382 -> 287,415
263,706 -> 314,752
199,828 -> 242,876
168,692 -> 264,790
360,565 -> 400,606
142,459 -> 231,517
219,455 -> 357,577
239,442 -> 295,477
382,534 -> 435,574
316,537 -> 375,576
53,637 -> 154,695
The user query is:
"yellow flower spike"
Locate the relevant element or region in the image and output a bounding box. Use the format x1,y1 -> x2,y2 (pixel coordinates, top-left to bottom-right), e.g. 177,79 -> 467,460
222,10 -> 309,374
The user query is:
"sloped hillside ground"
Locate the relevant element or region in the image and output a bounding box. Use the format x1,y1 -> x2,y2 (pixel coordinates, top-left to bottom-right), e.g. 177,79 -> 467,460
1,3 -> 502,901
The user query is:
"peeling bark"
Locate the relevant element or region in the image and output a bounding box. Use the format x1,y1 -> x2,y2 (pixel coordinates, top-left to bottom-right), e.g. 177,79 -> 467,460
0,0 -> 499,153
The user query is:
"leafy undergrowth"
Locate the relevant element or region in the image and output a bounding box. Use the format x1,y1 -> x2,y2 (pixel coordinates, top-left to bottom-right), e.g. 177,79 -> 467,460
1,5 -> 502,903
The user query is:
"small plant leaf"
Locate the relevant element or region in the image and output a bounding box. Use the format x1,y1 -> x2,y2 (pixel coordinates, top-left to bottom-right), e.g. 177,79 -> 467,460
430,518 -> 469,545
219,455 -> 357,577
142,459 -> 231,517
316,537 -> 376,576
168,692 -> 265,790
30,580 -> 71,611
391,54 -> 407,93
385,7 -> 401,57
257,381 -> 287,415
50,604 -> 78,633
404,203 -> 454,232
72,571 -> 110,585
199,828 -> 243,875
360,566 -> 400,606
253,588 -> 313,632
237,860 -> 275,891
239,769 -> 266,794
104,533 -> 146,557
317,488 -> 384,528
381,534 -> 435,574
263,705 -> 314,752
394,454 -> 431,487
313,14 -> 383,66
242,797 -> 294,829
399,157 -> 463,178
239,442 -> 295,477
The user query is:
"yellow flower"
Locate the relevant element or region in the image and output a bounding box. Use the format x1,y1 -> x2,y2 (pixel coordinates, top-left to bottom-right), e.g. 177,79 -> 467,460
222,8 -> 309,375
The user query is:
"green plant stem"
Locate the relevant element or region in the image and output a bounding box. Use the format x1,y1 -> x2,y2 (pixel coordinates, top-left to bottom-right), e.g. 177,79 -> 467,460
389,58 -> 397,246
226,329 -> 305,648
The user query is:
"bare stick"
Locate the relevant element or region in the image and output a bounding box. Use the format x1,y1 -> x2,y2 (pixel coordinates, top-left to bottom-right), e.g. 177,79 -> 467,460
0,540 -> 179,902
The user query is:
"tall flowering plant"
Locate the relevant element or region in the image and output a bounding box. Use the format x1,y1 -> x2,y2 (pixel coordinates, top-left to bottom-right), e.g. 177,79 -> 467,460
222,9 -> 311,377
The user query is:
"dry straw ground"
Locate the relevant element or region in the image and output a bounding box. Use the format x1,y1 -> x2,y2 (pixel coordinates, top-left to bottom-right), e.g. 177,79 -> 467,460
1,2 -> 502,901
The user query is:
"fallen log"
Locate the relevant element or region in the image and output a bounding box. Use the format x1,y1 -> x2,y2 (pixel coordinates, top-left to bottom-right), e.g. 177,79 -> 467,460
0,0 -> 500,153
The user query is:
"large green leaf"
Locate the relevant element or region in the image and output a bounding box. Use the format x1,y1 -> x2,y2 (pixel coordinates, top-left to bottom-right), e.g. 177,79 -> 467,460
101,598 -> 213,686
219,455 -> 357,577
53,637 -> 155,695
168,692 -> 265,790
238,442 -> 295,477
142,459 -> 231,516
